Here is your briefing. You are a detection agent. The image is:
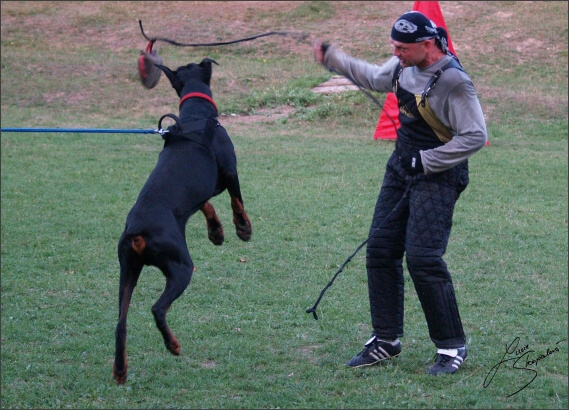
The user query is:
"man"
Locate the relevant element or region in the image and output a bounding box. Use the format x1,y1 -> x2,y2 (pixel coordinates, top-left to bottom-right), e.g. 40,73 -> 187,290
312,11 -> 487,375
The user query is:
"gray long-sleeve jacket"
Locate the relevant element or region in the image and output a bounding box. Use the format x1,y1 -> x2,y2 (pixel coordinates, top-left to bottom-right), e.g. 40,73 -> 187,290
323,45 -> 488,174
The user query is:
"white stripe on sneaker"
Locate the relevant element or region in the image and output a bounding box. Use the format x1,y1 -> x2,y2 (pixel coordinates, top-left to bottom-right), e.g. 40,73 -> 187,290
451,356 -> 464,369
369,346 -> 391,361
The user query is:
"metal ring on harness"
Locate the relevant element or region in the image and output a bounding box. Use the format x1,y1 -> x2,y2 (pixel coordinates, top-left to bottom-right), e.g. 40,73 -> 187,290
157,113 -> 182,139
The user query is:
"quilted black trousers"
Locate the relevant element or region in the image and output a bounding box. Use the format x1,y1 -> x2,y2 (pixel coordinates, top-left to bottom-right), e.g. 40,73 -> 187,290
366,151 -> 468,349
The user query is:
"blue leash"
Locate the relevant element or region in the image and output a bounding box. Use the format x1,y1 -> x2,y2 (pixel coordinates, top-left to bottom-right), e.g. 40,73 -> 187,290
1,127 -> 167,135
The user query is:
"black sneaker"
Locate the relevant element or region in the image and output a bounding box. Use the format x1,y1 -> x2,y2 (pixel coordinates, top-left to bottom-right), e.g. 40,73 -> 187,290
346,335 -> 402,368
427,347 -> 467,375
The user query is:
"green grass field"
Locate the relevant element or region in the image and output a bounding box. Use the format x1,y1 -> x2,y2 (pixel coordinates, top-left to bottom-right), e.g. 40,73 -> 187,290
1,1 -> 567,408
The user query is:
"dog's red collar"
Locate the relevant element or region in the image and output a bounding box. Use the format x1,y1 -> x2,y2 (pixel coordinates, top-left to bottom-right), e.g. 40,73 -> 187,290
179,92 -> 218,113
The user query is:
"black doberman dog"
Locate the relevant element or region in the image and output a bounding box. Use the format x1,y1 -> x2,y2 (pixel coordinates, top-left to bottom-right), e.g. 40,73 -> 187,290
112,58 -> 252,384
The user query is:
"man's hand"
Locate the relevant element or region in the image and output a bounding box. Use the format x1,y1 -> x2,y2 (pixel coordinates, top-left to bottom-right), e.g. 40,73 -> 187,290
399,151 -> 424,175
313,40 -> 329,64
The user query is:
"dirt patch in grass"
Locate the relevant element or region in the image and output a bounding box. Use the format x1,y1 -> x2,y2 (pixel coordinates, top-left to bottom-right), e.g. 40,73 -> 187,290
221,104 -> 295,125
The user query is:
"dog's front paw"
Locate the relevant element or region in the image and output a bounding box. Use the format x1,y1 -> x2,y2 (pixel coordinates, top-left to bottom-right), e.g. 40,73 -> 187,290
208,225 -> 225,246
234,216 -> 252,242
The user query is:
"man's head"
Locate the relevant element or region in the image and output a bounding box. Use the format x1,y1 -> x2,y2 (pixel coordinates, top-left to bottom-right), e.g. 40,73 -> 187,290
390,11 -> 449,68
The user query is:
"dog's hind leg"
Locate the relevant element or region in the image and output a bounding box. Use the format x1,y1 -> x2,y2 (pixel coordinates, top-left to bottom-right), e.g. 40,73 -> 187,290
152,254 -> 194,356
113,237 -> 144,384
201,201 -> 225,245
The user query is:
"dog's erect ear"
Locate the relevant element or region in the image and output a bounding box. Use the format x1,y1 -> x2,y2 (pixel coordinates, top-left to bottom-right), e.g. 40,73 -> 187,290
154,64 -> 183,95
198,58 -> 219,85
201,58 -> 219,66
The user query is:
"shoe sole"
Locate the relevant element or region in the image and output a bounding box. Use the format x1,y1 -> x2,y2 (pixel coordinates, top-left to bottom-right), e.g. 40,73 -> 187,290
346,353 -> 400,368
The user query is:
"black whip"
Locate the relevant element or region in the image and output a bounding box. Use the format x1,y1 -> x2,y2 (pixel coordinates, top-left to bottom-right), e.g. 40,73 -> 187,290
139,20 -> 307,48
306,176 -> 415,320
305,235 -> 369,320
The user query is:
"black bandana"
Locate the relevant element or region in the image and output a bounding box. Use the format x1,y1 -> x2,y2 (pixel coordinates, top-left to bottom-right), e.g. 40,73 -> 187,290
391,11 -> 450,54
391,11 -> 437,43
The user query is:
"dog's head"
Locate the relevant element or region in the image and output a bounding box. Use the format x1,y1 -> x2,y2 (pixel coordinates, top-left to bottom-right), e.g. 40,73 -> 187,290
154,58 -> 219,98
